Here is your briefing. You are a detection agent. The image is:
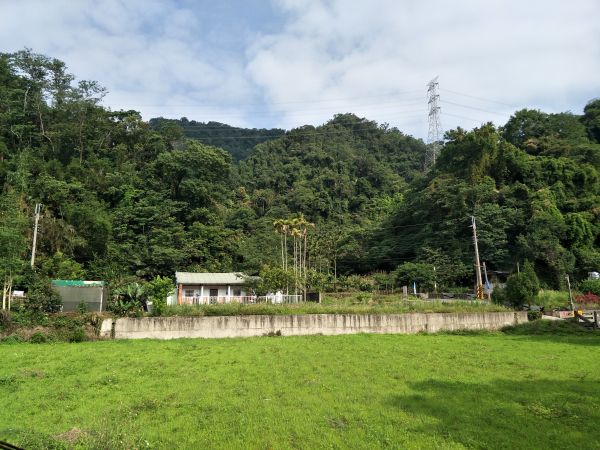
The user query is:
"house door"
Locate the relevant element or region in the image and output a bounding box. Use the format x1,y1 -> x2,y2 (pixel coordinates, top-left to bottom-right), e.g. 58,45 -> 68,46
209,288 -> 218,304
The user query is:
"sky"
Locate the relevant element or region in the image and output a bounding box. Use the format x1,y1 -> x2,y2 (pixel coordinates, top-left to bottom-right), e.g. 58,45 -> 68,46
1,0 -> 599,139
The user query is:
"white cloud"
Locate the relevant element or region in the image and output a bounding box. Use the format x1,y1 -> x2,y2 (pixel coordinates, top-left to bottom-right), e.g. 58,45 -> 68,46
248,0 -> 600,136
0,0 -> 257,127
0,0 -> 598,136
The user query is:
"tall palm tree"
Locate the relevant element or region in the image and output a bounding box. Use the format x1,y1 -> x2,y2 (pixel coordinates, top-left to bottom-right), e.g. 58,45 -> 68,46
273,219 -> 285,270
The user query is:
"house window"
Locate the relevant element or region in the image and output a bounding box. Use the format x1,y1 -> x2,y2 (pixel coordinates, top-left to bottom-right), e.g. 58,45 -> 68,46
184,289 -> 194,297
233,288 -> 242,296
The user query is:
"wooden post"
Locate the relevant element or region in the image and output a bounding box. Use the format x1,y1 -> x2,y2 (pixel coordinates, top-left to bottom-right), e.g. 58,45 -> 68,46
177,284 -> 183,305
566,275 -> 574,311
483,262 -> 491,301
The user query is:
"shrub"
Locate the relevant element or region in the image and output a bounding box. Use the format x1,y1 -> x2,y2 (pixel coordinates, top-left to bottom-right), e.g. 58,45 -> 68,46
356,293 -> 371,303
575,292 -> 600,305
491,286 -> 507,305
251,266 -> 297,295
76,300 -> 89,314
146,275 -> 173,316
527,311 -> 543,321
68,327 -> 86,343
0,309 -> 11,330
25,276 -> 62,313
1,334 -> 25,344
393,262 -> 435,292
30,332 -> 48,343
505,261 -> 540,308
578,279 -> 600,296
109,281 -> 147,316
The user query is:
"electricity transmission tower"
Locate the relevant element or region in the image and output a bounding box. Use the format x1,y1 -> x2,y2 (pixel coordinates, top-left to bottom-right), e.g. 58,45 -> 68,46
426,76 -> 442,169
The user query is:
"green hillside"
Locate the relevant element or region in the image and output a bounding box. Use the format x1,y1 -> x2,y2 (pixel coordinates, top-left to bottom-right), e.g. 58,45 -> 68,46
0,49 -> 598,293
149,117 -> 285,161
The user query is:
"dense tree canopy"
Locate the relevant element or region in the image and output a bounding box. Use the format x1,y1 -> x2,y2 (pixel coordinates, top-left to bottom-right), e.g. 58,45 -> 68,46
0,50 -> 598,293
149,117 -> 285,162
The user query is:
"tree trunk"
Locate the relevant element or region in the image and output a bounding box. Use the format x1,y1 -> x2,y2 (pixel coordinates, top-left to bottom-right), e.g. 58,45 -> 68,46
284,233 -> 287,271
280,234 -> 285,270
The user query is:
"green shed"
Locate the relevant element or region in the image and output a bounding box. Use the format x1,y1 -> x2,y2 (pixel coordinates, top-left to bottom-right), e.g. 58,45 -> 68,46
51,280 -> 108,312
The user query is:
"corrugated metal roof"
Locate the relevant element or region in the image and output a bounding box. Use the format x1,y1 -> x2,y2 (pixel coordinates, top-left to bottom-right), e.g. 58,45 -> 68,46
175,272 -> 249,285
52,280 -> 106,287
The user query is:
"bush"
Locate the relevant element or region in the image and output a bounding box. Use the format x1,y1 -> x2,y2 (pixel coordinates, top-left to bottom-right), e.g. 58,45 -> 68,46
76,300 -> 89,314
491,286 -> 507,305
68,327 -> 86,343
0,309 -> 11,330
575,292 -> 600,306
1,334 -> 25,344
527,311 -> 543,321
505,261 -> 540,308
393,262 -> 435,292
30,332 -> 48,343
146,275 -> 173,316
109,281 -> 147,316
356,293 -> 371,303
578,279 -> 600,296
24,276 -> 62,313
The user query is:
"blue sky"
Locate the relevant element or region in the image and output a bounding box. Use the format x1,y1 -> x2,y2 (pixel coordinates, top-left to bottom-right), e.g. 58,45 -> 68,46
1,0 -> 599,139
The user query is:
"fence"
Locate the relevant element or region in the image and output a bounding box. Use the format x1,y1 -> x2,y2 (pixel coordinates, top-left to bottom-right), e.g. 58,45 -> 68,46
257,294 -> 303,304
181,294 -> 303,305
181,296 -> 256,305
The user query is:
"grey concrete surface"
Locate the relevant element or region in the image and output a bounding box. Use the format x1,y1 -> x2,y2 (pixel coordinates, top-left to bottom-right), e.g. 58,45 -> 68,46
99,311 -> 527,340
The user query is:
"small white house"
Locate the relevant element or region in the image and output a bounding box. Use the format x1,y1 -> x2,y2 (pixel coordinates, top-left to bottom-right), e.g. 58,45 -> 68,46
173,272 -> 256,305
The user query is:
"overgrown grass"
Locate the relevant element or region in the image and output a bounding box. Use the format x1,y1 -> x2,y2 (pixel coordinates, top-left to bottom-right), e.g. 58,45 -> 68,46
535,290 -> 571,309
0,311 -> 102,343
163,297 -> 508,317
1,331 -> 600,449
502,318 -> 598,336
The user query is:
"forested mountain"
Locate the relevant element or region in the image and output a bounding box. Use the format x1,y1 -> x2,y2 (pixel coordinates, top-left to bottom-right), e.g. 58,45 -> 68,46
360,111 -> 600,288
1,49 -> 599,292
149,117 -> 285,161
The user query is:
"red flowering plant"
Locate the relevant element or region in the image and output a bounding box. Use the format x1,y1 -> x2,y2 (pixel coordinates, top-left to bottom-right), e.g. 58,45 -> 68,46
575,292 -> 600,305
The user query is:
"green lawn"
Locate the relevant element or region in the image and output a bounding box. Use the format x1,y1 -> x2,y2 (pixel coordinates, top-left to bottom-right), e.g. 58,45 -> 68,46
1,327 -> 600,449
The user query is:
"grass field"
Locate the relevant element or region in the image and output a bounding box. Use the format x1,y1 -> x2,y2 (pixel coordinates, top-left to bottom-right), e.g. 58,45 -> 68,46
1,323 -> 600,449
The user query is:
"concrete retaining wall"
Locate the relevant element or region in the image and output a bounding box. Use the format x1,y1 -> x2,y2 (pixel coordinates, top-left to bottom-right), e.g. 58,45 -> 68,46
99,311 -> 527,340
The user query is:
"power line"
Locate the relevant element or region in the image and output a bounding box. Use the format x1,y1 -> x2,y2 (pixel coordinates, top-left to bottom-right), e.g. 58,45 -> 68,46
443,112 -> 490,123
441,99 -> 511,117
108,89 -> 424,109
440,88 -> 518,109
171,107 -> 427,127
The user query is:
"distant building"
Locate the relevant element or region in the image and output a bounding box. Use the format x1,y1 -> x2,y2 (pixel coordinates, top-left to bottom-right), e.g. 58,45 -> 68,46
51,280 -> 108,312
173,272 -> 256,305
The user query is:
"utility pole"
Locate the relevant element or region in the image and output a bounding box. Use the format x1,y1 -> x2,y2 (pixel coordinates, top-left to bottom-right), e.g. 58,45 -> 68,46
30,203 -> 42,267
471,216 -> 484,299
426,76 -> 443,169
